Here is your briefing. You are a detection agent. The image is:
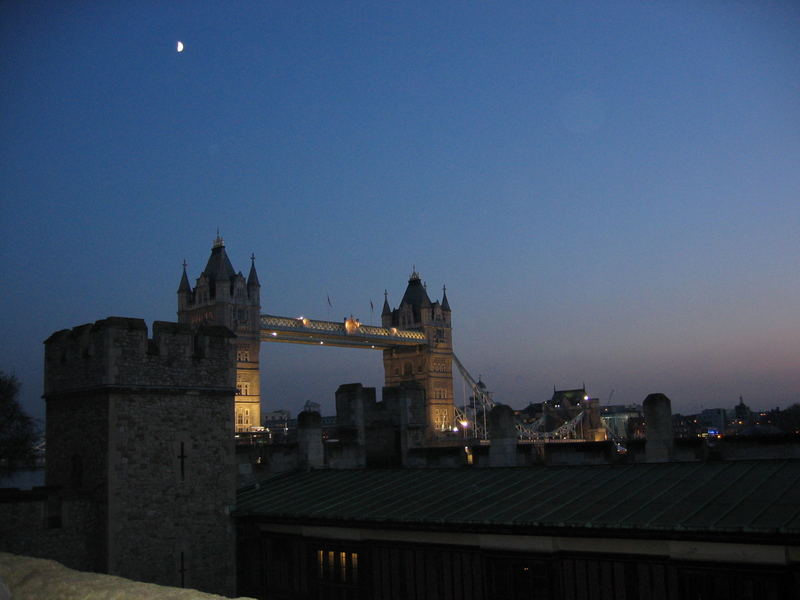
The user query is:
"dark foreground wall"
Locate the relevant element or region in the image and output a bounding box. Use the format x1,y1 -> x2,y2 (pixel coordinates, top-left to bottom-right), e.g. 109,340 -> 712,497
0,488 -> 99,572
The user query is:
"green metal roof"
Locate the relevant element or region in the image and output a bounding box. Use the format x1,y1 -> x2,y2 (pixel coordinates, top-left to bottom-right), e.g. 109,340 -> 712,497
234,460 -> 800,539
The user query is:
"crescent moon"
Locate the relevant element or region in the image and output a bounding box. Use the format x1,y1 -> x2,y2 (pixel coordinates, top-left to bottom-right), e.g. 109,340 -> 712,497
177,41 -> 184,53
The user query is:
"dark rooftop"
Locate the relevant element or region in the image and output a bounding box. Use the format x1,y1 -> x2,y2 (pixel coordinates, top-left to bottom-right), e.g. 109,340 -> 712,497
235,460 -> 800,542
400,271 -> 431,308
202,236 -> 236,282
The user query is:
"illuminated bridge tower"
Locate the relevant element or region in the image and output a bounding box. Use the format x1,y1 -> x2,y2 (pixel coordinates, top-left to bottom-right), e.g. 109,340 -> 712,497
178,235 -> 261,431
382,270 -> 454,436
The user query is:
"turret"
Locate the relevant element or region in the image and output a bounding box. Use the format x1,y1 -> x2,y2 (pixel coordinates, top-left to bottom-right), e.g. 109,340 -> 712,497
382,268 -> 455,438
247,253 -> 260,306
381,290 -> 391,319
177,260 -> 192,311
202,234 -> 236,302
177,235 -> 263,432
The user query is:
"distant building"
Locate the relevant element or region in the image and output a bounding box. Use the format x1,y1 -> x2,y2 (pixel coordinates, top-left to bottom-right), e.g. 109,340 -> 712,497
699,408 -> 728,434
673,413 -> 704,439
734,396 -> 753,424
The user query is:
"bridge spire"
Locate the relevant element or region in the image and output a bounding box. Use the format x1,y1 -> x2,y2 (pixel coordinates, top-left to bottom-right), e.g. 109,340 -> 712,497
177,260 -> 191,294
247,253 -> 260,288
381,289 -> 391,317
441,284 -> 451,312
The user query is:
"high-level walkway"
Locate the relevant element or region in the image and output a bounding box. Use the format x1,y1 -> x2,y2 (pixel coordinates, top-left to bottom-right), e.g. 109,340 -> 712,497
260,314 -> 427,349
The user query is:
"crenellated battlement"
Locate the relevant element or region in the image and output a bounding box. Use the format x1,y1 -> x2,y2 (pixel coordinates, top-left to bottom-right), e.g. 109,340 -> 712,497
44,317 -> 236,396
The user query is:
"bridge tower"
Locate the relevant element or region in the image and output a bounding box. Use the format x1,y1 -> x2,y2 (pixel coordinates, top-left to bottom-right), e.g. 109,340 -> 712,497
178,235 -> 261,431
382,270 -> 454,436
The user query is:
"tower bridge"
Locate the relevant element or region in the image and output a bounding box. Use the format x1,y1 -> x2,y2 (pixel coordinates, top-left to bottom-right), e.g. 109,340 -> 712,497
178,236 -> 454,435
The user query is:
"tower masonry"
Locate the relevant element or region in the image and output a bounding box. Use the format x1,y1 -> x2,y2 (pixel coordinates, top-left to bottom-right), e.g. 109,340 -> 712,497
43,317 -> 237,595
382,270 -> 454,437
178,235 -> 262,430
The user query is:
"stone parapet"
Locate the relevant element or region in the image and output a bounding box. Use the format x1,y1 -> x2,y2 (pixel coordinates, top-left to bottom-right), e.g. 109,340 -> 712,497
44,318 -> 235,396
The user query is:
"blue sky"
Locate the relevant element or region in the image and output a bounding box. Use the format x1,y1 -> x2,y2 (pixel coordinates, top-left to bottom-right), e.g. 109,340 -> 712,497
2,1 -> 799,421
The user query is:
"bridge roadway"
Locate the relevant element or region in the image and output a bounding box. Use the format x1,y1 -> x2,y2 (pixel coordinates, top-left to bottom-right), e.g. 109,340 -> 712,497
260,314 -> 427,349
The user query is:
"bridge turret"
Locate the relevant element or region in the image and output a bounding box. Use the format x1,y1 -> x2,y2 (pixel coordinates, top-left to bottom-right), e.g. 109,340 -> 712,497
381,290 -> 391,322
247,253 -> 261,306
177,261 -> 192,311
382,269 -> 455,438
178,236 -> 262,431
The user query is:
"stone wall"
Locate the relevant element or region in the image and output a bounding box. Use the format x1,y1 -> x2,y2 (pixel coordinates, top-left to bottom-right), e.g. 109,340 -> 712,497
106,391 -> 236,593
0,490 -> 98,572
42,318 -> 237,596
45,391 -> 110,569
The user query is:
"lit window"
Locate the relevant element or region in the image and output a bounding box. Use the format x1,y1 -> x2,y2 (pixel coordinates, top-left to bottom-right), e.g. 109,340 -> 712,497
433,407 -> 449,430
315,548 -> 359,585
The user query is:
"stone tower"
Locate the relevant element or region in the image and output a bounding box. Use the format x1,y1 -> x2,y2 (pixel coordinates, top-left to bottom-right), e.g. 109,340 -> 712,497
43,318 -> 237,595
382,270 -> 454,436
178,235 -> 262,431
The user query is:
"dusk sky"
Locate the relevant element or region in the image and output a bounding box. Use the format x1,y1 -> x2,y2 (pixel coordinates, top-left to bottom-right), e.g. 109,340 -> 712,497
2,1 -> 799,422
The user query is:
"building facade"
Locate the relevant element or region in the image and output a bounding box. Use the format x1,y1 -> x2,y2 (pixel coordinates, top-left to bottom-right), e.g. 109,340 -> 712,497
235,463 -> 800,600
